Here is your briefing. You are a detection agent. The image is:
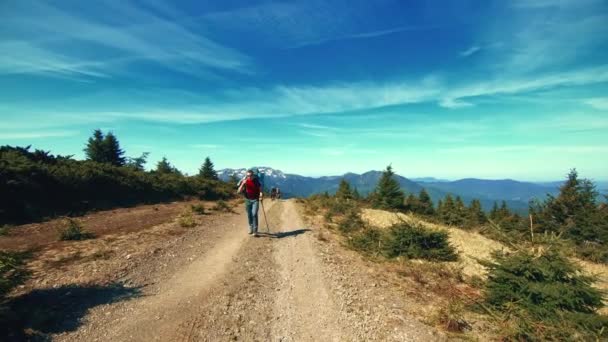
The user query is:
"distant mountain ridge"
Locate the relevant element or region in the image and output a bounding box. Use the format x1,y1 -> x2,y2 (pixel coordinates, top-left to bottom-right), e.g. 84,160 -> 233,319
218,167 -> 564,213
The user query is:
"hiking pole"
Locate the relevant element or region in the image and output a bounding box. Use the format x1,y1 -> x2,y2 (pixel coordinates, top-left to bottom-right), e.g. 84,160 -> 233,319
260,199 -> 270,233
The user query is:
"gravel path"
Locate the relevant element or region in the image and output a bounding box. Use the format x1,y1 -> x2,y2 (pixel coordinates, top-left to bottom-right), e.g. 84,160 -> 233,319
52,199 -> 442,341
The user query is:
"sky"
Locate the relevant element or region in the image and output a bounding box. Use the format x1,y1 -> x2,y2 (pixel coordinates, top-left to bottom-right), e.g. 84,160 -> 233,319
1,0 -> 607,181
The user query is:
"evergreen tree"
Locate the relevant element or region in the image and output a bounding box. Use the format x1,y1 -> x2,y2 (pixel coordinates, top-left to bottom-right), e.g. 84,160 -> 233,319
541,169 -> 606,244
467,199 -> 486,226
84,129 -> 106,163
199,157 -> 218,179
352,187 -> 361,200
418,188 -> 435,216
436,199 -> 443,216
438,194 -> 465,226
498,201 -> 511,220
103,132 -> 126,166
404,193 -> 419,213
336,179 -> 353,201
371,165 -> 405,210
453,196 -> 467,226
155,157 -> 178,174
126,152 -> 149,171
489,201 -> 500,221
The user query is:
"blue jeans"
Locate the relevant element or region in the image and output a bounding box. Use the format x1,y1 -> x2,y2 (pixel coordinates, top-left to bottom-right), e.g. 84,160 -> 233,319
245,199 -> 259,233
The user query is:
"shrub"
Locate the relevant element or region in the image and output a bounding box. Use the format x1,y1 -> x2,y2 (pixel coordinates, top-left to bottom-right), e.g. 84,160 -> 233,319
0,225 -> 11,236
338,208 -> 365,233
59,219 -> 94,241
190,204 -> 206,215
0,251 -> 28,298
212,200 -> 233,213
483,248 -> 607,340
384,222 -> 458,261
0,145 -> 236,225
349,227 -> 384,255
434,299 -> 471,333
178,211 -> 197,228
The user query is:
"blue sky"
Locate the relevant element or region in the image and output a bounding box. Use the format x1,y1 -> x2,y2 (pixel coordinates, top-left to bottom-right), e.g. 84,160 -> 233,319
1,0 -> 607,181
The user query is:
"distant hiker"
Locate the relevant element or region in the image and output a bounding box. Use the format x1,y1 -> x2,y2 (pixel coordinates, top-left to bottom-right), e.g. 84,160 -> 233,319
270,187 -> 277,200
276,187 -> 281,199
237,169 -> 263,236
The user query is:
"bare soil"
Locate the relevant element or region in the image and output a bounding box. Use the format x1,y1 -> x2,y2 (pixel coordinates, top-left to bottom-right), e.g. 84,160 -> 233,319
3,199 -> 444,341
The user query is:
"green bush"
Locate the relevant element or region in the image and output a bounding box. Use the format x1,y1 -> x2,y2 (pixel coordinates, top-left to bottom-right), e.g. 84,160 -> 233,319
0,146 -> 236,225
349,227 -> 384,255
0,225 -> 11,236
383,222 -> 458,261
338,208 -> 365,233
190,204 -> 206,215
59,219 -> 94,241
212,200 -> 233,213
177,211 -> 197,228
484,248 -> 607,340
0,251 -> 29,298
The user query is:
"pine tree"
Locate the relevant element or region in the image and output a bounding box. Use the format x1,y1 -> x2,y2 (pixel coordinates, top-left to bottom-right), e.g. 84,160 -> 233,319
156,157 -> 178,174
84,129 -> 106,163
489,201 -> 500,221
436,199 -> 443,218
404,193 -> 419,213
126,152 -> 149,171
372,165 -> 405,210
541,169 -> 606,244
453,196 -> 467,226
103,132 -> 126,166
199,157 -> 218,180
418,189 -> 435,216
468,199 -> 486,226
439,194 -> 456,224
500,201 -> 511,218
352,187 -> 361,200
336,179 -> 353,201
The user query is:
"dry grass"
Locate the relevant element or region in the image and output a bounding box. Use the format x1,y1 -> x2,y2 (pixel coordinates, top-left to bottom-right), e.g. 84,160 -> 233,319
362,208 -> 608,316
361,209 -> 506,278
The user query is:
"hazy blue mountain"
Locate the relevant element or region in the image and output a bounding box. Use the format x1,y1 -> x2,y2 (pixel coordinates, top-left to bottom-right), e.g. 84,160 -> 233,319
219,168 -> 536,213
426,178 -> 560,203
410,177 -> 450,183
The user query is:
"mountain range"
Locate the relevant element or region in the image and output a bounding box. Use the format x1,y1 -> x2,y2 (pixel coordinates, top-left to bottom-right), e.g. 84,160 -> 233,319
218,167 -> 579,213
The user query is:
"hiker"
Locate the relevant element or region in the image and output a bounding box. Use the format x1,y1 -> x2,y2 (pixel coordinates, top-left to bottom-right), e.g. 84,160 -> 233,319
237,169 -> 263,236
270,187 -> 277,200
276,187 -> 281,199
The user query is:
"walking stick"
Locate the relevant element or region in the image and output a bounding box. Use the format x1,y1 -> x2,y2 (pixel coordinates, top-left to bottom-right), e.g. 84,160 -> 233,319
260,199 -> 270,233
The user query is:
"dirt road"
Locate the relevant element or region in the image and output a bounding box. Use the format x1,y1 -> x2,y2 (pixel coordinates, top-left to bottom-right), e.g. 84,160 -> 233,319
53,199 -> 442,341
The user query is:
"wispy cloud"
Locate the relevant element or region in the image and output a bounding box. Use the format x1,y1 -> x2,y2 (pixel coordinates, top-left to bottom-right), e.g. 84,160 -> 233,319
459,45 -> 481,57
441,65 -> 608,108
288,25 -> 437,49
0,1 -> 251,79
584,97 -> 608,110
476,1 -> 608,74
438,145 -> 608,154
0,130 -> 79,139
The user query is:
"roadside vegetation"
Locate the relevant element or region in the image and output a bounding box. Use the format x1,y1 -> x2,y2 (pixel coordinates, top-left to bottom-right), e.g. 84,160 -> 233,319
303,165 -> 607,340
0,130 -> 235,225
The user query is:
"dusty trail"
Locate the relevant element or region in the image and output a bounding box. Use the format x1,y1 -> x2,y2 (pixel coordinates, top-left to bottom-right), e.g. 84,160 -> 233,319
271,200 -> 344,341
54,199 -> 441,341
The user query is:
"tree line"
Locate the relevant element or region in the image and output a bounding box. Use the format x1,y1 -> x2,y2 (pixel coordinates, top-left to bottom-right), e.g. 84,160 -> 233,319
332,165 -> 608,263
0,130 -> 230,224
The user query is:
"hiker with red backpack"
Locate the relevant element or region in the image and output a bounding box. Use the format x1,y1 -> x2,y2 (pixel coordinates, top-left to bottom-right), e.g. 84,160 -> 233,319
237,169 -> 264,237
